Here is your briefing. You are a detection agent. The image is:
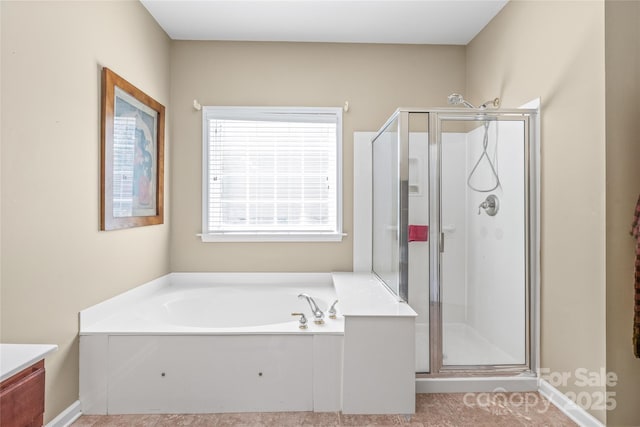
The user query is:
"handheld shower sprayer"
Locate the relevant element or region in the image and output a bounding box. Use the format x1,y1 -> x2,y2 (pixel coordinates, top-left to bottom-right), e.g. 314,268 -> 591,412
447,93 -> 501,110
447,93 -> 476,109
446,93 -> 502,193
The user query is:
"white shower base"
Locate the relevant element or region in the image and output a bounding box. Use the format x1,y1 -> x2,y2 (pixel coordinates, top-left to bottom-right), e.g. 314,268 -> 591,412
415,322 -> 537,392
416,322 -> 523,372
443,322 -> 523,366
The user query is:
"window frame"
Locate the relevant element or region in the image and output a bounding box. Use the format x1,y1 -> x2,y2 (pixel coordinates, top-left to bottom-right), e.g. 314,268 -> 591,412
201,106 -> 343,242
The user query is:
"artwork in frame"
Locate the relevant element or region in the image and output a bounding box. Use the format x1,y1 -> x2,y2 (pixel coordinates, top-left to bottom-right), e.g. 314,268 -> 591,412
100,67 -> 165,230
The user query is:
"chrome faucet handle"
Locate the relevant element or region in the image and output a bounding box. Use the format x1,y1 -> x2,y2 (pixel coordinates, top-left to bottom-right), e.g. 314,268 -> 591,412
478,195 -> 499,216
312,310 -> 325,325
298,293 -> 325,324
291,312 -> 308,329
328,300 -> 339,319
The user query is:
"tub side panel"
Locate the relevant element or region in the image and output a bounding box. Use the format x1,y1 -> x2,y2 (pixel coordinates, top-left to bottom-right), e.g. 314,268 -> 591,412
107,335 -> 313,413
79,335 -> 109,415
342,316 -> 416,414
313,335 -> 343,411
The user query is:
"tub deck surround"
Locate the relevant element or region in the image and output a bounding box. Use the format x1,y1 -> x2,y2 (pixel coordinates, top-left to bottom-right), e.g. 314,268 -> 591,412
80,272 -> 343,335
79,274 -> 172,333
331,272 -> 417,317
332,272 -> 417,415
80,272 -> 416,416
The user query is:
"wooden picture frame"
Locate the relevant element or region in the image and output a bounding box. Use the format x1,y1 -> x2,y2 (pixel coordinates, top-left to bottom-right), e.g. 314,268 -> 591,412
100,67 -> 165,230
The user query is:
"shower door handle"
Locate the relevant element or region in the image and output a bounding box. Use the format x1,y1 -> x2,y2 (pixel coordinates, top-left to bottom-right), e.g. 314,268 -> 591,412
440,232 -> 445,252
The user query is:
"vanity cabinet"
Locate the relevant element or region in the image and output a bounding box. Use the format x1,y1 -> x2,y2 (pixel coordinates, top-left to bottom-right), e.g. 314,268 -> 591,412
0,360 -> 46,427
0,344 -> 57,427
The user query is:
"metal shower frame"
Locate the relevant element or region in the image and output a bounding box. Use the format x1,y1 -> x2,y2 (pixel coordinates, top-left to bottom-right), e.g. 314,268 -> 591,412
371,107 -> 540,377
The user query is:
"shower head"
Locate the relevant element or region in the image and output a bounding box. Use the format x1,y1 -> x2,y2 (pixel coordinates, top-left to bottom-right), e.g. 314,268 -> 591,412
447,93 -> 477,109
479,97 -> 501,109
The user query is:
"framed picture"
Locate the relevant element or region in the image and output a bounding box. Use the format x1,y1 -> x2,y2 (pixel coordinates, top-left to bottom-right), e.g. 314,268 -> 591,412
100,67 -> 165,230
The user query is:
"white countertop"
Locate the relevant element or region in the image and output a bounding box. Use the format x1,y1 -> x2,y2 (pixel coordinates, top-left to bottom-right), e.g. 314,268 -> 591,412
332,272 -> 417,317
0,343 -> 58,382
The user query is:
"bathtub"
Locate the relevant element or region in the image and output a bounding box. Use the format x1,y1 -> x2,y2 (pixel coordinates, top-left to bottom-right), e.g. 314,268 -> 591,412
79,273 -> 344,414
138,283 -> 335,329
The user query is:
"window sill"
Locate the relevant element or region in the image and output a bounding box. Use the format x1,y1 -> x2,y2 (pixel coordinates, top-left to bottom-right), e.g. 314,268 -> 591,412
198,232 -> 345,243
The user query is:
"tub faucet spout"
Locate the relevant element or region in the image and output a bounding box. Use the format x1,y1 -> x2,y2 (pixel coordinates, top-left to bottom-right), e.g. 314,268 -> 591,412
298,293 -> 324,324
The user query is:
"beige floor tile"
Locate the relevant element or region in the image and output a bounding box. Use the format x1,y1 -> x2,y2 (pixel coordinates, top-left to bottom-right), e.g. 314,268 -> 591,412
339,413 -> 405,426
299,411 -> 341,426
70,415 -> 102,427
153,414 -> 201,426
189,413 -> 225,426
83,414 -> 163,427
213,412 -> 265,426
256,411 -> 306,426
70,393 -> 577,427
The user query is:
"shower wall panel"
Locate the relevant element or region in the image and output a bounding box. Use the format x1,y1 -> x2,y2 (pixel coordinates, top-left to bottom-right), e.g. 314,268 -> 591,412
465,121 -> 526,364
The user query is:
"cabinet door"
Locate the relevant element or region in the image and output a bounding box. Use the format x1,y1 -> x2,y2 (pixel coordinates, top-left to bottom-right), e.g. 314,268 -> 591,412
107,335 -> 313,413
0,361 -> 45,427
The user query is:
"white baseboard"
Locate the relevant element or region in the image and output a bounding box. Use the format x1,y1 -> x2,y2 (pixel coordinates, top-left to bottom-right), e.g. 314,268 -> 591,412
46,400 -> 82,427
538,379 -> 605,427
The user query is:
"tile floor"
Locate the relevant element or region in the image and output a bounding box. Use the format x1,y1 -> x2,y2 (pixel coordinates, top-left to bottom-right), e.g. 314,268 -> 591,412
71,393 -> 577,426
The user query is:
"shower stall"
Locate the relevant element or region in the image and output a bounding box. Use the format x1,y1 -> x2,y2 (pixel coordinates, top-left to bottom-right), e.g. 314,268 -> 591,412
369,105 -> 539,379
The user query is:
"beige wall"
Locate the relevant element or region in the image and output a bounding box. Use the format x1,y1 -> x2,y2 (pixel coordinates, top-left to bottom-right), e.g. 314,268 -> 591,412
467,0 -> 608,422
0,1 -> 171,422
170,41 -> 465,272
605,1 -> 640,425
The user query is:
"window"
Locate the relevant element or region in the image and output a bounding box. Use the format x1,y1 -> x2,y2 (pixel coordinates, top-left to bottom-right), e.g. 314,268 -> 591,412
201,106 -> 343,242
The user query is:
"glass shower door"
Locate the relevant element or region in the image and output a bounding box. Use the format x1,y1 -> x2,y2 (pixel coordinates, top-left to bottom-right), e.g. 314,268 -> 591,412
372,116 -> 403,299
434,114 -> 529,370
371,112 -> 430,372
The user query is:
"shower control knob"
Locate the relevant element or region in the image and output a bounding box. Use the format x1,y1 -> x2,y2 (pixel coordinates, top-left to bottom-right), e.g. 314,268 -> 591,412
478,195 -> 499,216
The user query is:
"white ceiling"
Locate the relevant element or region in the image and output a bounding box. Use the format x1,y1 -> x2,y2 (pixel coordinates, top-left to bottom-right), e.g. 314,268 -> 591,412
140,0 -> 508,45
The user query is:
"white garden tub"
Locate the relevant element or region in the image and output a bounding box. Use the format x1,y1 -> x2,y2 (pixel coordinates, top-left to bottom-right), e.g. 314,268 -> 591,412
79,273 -> 344,414
137,283 -> 332,329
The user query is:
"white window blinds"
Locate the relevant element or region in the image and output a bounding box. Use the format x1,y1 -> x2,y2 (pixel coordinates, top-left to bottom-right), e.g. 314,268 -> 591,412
202,107 -> 342,241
